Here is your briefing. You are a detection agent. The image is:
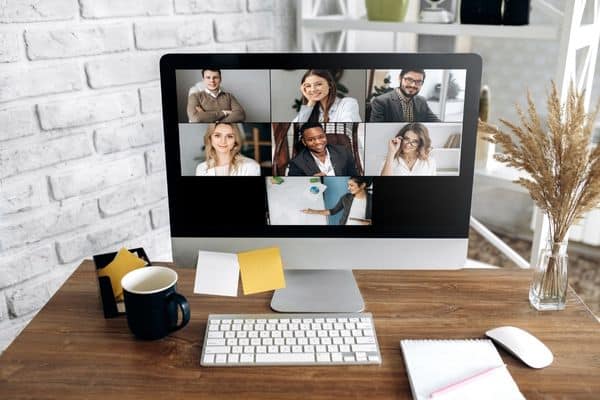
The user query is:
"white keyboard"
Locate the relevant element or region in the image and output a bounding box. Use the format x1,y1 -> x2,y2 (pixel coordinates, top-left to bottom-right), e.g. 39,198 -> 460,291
201,313 -> 381,366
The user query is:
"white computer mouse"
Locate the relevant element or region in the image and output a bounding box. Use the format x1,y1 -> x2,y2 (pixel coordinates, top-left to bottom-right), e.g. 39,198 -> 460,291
486,326 -> 553,369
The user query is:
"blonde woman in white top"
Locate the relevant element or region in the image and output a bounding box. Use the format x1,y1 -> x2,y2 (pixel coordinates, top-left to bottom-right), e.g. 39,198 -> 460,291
195,123 -> 260,176
292,69 -> 361,123
380,123 -> 437,176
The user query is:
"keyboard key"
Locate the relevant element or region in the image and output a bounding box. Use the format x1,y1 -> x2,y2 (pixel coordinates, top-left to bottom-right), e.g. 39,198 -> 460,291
356,336 -> 376,344
255,353 -> 315,364
240,354 -> 254,363
228,354 -> 240,363
203,354 -> 215,364
215,354 -> 227,364
352,344 -> 377,353
205,346 -> 230,354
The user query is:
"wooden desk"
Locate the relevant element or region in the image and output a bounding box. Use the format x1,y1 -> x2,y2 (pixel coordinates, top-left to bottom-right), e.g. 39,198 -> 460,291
1,260 -> 599,399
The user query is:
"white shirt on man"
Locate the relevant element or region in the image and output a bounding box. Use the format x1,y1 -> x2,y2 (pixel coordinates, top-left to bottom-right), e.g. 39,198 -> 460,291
310,148 -> 335,176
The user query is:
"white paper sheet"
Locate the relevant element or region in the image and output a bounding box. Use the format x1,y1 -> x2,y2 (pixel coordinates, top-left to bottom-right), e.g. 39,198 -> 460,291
194,250 -> 239,296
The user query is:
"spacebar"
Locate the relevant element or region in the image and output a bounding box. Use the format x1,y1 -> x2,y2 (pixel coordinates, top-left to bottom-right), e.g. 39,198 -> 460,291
255,353 -> 315,363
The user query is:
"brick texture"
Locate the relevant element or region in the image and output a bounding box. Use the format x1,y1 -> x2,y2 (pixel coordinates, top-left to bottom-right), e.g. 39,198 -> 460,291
248,0 -> 274,12
0,0 -> 77,23
25,24 -> 131,60
174,0 -> 243,14
56,215 -> 149,263
0,177 -> 48,215
0,106 -> 36,142
0,31 -> 21,62
0,63 -> 82,102
0,201 -> 99,251
49,156 -> 146,200
0,295 -> 7,322
98,174 -> 167,217
0,0 -> 281,355
85,53 -> 160,88
214,13 -> 272,42
0,246 -> 56,287
80,0 -> 170,19
37,92 -> 138,130
145,146 -> 166,173
134,19 -> 212,50
139,86 -> 162,114
94,117 -> 163,154
150,203 -> 170,229
0,133 -> 92,179
6,276 -> 65,317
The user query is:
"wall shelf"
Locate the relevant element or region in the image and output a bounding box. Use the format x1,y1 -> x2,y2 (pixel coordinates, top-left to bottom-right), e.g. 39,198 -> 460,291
302,17 -> 559,41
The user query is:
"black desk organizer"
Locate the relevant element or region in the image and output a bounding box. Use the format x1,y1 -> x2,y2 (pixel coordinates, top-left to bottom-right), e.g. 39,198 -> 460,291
92,248 -> 150,318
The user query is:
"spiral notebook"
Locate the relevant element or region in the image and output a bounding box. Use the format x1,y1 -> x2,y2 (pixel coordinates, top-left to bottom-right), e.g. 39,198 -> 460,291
400,339 -> 525,400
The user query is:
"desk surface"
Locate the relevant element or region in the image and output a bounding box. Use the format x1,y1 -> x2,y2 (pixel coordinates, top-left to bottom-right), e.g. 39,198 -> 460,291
1,260 -> 599,399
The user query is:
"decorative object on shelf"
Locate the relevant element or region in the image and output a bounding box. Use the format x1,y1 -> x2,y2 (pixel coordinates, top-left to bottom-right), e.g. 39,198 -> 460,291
479,83 -> 600,311
365,0 -> 409,22
460,0 -> 502,25
502,0 -> 531,25
420,0 -> 455,24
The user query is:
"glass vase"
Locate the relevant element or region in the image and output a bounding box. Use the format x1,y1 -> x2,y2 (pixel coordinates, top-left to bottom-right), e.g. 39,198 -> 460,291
529,240 -> 568,310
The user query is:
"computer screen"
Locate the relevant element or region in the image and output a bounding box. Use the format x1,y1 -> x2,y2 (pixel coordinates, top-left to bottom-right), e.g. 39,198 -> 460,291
160,53 -> 481,311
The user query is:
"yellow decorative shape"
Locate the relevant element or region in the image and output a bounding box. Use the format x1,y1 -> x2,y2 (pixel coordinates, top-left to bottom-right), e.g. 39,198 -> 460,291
97,248 -> 147,299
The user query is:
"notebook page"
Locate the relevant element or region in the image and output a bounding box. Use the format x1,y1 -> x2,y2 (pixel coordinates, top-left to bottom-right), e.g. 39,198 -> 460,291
400,339 -> 524,400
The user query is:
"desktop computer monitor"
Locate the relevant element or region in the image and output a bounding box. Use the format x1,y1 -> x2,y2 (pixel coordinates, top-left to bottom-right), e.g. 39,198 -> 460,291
160,53 -> 482,312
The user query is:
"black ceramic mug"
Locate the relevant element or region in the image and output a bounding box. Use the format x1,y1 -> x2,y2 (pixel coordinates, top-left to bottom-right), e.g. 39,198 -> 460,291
121,266 -> 190,340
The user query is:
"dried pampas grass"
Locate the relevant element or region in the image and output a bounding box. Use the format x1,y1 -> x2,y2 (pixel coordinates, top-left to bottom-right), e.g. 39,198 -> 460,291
479,82 -> 600,245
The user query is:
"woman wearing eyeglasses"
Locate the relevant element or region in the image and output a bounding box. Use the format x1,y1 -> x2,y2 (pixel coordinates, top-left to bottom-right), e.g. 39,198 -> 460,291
380,123 -> 437,176
292,69 -> 361,123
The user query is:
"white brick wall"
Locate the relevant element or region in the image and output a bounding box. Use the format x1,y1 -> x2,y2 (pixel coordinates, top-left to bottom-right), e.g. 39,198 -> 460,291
174,0 -> 244,14
0,0 -> 78,22
0,0 -> 289,354
37,92 -> 139,129
25,24 -> 132,60
134,19 -> 213,50
0,106 -> 36,141
1,63 -> 83,102
0,31 -> 21,62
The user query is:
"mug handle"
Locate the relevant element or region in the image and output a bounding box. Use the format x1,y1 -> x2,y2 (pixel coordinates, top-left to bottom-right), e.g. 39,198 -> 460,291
168,292 -> 191,332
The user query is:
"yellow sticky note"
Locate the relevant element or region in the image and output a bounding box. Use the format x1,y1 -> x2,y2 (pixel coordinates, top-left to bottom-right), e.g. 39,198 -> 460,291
237,247 -> 286,295
97,248 -> 147,299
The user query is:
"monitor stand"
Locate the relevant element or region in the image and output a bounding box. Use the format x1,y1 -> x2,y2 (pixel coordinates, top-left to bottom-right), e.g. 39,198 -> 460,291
271,269 -> 364,313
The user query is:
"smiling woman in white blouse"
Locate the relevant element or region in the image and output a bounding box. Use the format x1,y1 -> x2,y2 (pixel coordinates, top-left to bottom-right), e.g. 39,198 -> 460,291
380,123 -> 437,176
195,123 -> 260,176
292,69 -> 361,123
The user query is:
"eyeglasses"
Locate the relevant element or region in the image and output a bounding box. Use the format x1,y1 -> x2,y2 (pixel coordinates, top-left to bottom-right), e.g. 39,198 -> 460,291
401,137 -> 420,147
402,77 -> 424,86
